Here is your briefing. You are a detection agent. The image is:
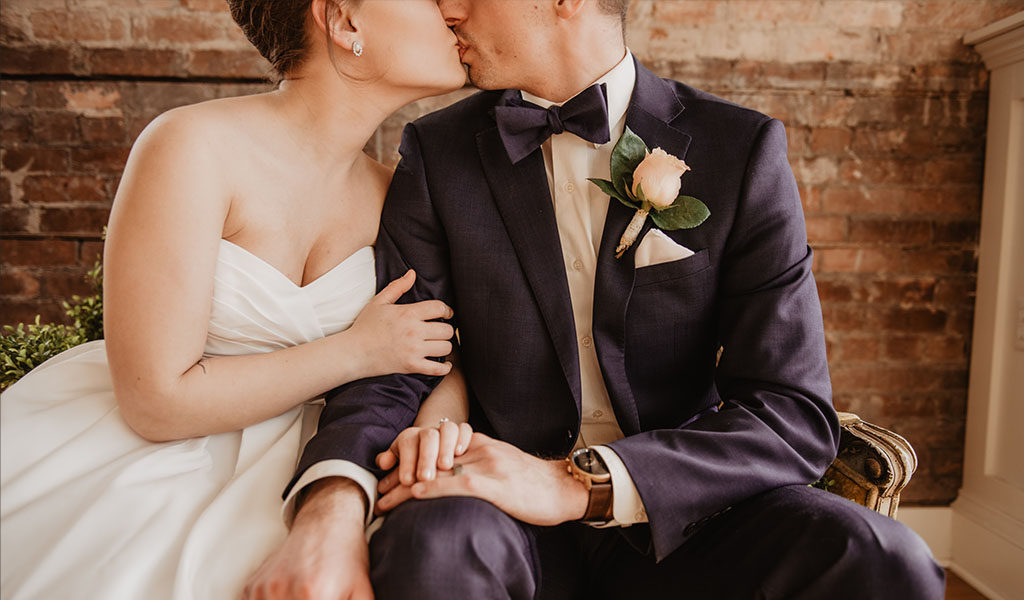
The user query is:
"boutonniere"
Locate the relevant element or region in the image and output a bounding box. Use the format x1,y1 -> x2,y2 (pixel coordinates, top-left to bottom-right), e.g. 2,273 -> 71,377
588,127 -> 710,258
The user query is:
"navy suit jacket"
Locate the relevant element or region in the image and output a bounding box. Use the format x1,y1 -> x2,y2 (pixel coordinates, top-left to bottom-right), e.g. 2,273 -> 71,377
289,59 -> 840,561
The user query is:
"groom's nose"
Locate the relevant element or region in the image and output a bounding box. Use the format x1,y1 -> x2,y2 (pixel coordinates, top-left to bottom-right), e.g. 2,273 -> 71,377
438,0 -> 466,26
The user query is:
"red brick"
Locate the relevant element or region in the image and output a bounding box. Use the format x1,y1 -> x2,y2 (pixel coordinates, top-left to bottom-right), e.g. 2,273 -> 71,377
38,270 -> 93,298
80,241 -> 105,264
1,147 -> 70,173
0,300 -> 68,328
132,14 -> 228,44
22,176 -> 110,204
921,336 -> 967,362
0,81 -> 31,111
818,247 -> 902,273
882,307 -> 948,333
0,270 -> 40,297
0,207 -> 32,233
1,112 -> 33,143
85,48 -> 185,77
186,49 -> 270,79
39,207 -> 111,234
70,146 -> 131,173
833,336 -> 880,361
30,10 -> 127,42
810,127 -> 852,154
0,47 -> 75,75
0,179 -> 11,205
805,216 -> 847,243
934,279 -> 976,305
80,117 -> 127,144
904,249 -> 976,274
0,239 -> 77,266
848,218 -> 931,244
884,336 -> 921,361
31,111 -> 80,144
183,0 -> 229,10
933,220 -> 979,245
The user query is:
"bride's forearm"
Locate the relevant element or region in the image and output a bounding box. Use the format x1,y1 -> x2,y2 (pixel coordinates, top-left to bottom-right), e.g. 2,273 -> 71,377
116,329 -> 371,441
414,357 -> 469,427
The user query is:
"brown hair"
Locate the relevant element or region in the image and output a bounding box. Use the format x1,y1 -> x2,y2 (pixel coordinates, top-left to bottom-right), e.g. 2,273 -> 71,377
227,0 -> 355,78
597,0 -> 630,27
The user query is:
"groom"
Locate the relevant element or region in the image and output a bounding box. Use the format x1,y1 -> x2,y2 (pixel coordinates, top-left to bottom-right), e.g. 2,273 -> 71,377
249,0 -> 944,598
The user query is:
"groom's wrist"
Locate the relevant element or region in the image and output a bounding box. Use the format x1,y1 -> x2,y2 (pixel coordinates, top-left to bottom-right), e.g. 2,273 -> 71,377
295,477 -> 368,528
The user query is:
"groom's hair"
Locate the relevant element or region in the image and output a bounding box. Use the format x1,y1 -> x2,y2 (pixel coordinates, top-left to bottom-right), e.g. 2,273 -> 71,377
597,0 -> 630,27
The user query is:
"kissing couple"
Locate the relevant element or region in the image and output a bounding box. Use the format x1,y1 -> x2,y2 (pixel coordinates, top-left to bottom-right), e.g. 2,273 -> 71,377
1,0 -> 944,599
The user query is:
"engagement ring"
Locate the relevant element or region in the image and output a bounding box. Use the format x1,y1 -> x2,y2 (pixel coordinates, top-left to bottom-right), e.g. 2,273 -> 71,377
438,417 -> 451,428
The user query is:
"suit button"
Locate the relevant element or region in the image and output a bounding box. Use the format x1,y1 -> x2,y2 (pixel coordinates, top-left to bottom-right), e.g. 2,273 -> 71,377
572,258 -> 584,271
581,336 -> 593,348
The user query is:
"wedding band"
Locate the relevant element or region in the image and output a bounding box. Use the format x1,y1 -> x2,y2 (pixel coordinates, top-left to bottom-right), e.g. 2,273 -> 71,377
452,464 -> 464,476
438,417 -> 451,428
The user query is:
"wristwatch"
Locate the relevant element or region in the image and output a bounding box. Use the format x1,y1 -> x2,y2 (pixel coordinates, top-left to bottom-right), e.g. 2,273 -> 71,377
566,447 -> 614,523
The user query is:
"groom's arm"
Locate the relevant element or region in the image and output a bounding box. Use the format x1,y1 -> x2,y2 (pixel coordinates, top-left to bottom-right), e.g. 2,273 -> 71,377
283,123 -> 457,520
605,116 -> 838,559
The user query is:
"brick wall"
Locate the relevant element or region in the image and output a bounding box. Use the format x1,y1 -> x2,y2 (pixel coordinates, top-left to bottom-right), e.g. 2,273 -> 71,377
1,0 -> 1018,504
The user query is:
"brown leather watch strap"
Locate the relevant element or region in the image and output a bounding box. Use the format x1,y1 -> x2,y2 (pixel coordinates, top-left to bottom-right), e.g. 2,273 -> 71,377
582,481 -> 614,522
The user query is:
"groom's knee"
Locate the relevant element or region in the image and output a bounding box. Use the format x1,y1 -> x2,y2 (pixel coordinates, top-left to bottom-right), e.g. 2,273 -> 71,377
369,497 -> 536,600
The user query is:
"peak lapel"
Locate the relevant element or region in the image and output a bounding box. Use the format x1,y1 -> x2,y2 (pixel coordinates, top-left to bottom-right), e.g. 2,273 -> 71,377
593,62 -> 692,435
476,125 -> 582,408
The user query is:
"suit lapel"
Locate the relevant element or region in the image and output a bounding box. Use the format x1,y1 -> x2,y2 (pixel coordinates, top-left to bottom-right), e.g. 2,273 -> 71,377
476,125 -> 583,409
593,62 -> 692,435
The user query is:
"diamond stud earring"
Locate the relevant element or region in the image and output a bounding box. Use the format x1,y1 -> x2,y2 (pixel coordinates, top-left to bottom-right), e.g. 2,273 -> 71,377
352,41 -> 363,57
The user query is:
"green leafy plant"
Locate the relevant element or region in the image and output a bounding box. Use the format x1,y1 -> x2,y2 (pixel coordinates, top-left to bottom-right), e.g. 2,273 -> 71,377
1,257 -> 104,390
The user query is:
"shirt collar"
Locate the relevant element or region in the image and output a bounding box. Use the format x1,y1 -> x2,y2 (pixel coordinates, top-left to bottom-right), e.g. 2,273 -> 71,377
520,48 -> 635,144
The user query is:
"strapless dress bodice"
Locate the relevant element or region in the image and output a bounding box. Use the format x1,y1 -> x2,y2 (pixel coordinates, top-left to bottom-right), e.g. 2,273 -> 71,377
204,240 -> 375,356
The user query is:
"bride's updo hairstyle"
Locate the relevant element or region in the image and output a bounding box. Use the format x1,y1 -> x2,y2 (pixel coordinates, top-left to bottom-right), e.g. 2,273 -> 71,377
227,0 -> 357,79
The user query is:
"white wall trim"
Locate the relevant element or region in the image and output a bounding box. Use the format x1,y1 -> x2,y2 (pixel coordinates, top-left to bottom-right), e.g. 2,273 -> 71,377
896,506 -> 952,565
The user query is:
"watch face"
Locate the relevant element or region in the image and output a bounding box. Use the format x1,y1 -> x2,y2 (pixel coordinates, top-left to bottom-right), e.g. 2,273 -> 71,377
572,448 -> 609,476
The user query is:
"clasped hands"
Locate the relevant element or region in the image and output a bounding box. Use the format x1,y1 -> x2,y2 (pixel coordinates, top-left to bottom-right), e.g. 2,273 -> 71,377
375,420 -> 589,526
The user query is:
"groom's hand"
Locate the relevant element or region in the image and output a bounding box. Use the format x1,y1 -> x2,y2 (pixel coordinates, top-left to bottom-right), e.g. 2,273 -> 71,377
242,478 -> 373,600
375,433 -> 589,526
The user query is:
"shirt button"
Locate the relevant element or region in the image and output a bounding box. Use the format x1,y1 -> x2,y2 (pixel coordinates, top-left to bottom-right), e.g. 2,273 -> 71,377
563,181 -> 576,193
572,258 -> 584,271
592,409 -> 603,418
581,336 -> 593,348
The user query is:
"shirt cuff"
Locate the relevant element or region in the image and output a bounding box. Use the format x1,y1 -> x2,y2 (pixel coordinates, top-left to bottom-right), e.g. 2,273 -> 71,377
280,459 -> 378,528
591,445 -> 649,526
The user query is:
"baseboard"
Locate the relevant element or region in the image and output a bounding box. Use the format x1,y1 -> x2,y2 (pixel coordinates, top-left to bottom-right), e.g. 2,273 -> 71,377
897,503 -> 1024,599
897,506 -> 953,564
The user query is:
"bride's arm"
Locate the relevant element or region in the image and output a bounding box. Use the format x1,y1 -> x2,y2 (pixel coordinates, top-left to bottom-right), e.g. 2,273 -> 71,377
104,110 -> 452,442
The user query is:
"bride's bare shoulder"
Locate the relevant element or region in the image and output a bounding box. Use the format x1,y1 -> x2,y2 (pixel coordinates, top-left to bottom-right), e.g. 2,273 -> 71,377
134,94 -> 270,152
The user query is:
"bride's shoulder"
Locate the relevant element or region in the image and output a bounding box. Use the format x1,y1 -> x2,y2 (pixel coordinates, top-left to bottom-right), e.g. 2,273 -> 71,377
135,95 -> 262,152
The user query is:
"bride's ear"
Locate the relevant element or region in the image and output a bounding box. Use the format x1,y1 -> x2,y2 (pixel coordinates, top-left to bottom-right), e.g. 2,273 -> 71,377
310,0 -> 361,55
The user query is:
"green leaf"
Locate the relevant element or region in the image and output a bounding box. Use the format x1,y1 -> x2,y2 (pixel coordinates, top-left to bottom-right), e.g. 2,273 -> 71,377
650,196 -> 710,230
587,178 -> 634,210
609,127 -> 648,200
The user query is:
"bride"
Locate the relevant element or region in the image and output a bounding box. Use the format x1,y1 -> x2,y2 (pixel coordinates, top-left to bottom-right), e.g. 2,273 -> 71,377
0,0 -> 471,598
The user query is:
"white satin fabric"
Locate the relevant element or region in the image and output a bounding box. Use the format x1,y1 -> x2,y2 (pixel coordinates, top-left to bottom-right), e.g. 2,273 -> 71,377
1,239 -> 375,600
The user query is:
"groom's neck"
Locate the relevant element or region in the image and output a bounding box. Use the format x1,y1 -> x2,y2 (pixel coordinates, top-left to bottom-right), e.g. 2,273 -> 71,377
519,26 -> 626,103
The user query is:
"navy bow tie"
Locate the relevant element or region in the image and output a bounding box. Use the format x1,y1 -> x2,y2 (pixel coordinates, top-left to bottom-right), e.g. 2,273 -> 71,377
495,83 -> 611,164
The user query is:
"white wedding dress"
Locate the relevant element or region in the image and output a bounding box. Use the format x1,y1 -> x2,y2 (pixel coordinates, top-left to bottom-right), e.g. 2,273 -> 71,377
1,239 -> 376,600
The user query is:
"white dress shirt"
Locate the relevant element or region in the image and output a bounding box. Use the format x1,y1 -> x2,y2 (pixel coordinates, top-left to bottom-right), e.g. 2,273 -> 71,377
283,50 -> 648,528
521,49 -> 648,526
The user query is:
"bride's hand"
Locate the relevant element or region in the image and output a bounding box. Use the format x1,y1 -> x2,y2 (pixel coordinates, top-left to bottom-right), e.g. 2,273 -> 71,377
374,420 -> 473,501
347,270 -> 455,379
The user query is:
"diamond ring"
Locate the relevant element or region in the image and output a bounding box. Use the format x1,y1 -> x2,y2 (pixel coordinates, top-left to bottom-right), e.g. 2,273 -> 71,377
438,417 -> 451,428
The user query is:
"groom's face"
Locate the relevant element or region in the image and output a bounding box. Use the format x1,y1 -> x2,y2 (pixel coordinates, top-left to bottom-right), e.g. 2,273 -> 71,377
439,0 -> 552,91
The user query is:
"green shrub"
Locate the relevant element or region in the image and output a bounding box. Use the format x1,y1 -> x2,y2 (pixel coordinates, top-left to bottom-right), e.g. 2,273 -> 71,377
1,259 -> 104,390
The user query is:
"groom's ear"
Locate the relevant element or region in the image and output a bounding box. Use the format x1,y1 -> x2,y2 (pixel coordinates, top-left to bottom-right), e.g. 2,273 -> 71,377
553,0 -> 588,20
310,0 -> 360,54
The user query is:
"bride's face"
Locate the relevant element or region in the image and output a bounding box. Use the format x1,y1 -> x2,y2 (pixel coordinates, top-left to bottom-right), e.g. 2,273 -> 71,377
354,0 -> 467,95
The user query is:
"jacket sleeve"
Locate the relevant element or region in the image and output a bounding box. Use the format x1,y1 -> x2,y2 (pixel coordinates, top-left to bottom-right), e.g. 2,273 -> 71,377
284,124 -> 456,504
607,118 -> 839,561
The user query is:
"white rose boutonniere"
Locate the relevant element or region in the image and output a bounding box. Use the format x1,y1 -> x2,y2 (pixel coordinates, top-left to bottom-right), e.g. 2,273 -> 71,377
588,127 -> 709,258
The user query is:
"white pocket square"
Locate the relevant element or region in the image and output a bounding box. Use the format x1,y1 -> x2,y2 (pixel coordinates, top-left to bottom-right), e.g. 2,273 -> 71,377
634,228 -> 695,268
